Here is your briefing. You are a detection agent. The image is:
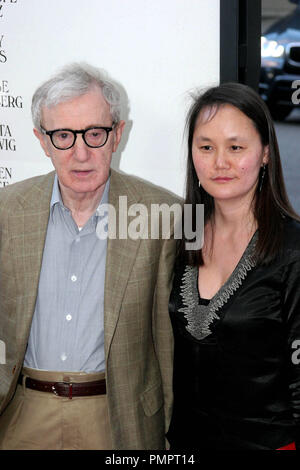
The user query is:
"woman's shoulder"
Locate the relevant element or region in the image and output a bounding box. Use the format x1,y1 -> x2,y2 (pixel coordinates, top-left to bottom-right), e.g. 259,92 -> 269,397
282,216 -> 300,256
173,257 -> 189,281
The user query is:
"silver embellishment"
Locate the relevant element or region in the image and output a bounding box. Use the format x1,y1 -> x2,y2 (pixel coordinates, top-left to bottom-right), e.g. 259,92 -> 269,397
179,233 -> 257,340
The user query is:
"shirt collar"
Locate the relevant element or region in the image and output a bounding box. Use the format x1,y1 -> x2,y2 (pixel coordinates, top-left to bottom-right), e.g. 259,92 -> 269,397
50,173 -> 62,208
50,173 -> 110,218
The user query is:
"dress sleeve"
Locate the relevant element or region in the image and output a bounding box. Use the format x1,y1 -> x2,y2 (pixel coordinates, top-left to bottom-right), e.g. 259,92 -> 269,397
283,255 -> 300,444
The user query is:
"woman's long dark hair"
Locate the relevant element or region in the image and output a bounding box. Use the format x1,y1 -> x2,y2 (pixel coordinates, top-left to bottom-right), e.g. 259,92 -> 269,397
181,82 -> 299,266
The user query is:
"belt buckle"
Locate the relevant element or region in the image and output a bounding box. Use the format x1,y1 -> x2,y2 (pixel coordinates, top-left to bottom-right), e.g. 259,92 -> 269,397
52,381 -> 73,399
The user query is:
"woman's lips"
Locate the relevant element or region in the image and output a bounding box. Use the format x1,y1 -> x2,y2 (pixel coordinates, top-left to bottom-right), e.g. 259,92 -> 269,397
212,177 -> 234,182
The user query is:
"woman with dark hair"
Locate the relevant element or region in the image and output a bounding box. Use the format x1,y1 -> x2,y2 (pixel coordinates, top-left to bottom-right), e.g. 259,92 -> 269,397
167,82 -> 300,450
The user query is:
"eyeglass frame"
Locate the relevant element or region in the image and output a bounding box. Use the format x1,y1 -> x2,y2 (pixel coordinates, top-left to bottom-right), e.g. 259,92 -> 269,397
40,124 -> 115,150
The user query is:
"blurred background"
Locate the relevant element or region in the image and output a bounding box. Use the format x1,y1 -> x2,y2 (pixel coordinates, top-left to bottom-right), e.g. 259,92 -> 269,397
261,0 -> 300,212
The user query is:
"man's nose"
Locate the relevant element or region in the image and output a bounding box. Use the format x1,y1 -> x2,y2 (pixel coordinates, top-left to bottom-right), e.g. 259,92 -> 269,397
72,134 -> 90,161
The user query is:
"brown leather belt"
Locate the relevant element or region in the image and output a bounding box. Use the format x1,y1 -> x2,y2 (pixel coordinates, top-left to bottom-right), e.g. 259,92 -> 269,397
18,374 -> 106,399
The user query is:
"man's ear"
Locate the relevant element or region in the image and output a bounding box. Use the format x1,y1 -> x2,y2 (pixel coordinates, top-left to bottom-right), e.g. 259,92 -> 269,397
112,120 -> 125,153
33,128 -> 51,157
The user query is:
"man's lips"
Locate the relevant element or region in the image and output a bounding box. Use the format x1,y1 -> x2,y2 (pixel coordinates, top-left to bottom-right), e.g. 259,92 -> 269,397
72,169 -> 93,175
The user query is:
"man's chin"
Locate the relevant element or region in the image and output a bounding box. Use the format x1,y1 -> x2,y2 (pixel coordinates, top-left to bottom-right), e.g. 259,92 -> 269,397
61,181 -> 107,197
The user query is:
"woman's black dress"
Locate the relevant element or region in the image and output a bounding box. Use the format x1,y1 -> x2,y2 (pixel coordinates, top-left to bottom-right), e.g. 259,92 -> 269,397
167,219 -> 300,450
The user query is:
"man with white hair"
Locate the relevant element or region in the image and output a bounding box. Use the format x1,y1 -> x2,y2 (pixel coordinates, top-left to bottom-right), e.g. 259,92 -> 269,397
0,63 -> 178,449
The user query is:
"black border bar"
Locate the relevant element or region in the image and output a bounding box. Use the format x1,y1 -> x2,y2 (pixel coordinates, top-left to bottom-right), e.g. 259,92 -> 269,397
220,0 -> 262,90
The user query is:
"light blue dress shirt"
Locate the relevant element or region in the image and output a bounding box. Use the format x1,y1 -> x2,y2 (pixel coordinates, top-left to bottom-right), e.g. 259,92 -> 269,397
24,174 -> 109,372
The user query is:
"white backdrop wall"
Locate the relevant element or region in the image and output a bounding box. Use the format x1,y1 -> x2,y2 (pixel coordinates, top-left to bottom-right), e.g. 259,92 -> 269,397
0,0 -> 220,197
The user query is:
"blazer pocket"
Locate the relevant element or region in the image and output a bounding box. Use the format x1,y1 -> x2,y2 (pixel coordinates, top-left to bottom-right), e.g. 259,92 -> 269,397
140,381 -> 164,417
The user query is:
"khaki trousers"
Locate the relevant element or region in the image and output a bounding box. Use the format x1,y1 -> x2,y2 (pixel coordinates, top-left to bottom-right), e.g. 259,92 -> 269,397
0,367 -> 112,450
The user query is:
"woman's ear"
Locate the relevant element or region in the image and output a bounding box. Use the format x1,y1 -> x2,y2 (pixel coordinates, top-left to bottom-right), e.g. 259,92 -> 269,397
262,145 -> 269,165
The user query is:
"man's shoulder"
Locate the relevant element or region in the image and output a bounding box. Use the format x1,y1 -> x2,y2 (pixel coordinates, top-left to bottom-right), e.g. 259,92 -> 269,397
110,169 -> 182,206
0,171 -> 55,210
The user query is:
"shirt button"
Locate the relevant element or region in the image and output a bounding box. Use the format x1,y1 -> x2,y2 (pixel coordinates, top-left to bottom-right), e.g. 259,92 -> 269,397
75,237 -> 80,243
66,314 -> 72,321
61,353 -> 67,361
71,275 -> 77,282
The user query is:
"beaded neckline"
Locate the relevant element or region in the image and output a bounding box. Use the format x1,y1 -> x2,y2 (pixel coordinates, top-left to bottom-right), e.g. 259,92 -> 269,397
179,232 -> 258,340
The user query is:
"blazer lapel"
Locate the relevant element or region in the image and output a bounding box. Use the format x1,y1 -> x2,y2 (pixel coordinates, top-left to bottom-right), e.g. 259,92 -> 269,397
104,170 -> 142,359
11,172 -> 55,355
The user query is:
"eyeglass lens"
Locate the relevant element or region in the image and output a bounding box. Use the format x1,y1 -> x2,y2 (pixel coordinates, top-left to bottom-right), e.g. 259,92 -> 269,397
51,128 -> 109,149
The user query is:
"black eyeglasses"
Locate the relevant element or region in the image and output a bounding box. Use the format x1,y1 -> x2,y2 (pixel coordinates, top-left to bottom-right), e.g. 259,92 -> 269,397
41,125 -> 114,150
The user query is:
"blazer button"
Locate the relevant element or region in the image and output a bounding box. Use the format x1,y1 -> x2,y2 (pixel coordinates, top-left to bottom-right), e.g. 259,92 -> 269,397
12,365 -> 16,374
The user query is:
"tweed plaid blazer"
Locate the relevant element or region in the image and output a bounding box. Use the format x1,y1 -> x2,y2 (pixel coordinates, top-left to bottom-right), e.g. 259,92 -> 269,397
0,169 -> 178,449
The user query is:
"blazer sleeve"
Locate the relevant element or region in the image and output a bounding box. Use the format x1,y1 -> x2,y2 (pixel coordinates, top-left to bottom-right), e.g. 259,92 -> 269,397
152,235 -> 177,435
